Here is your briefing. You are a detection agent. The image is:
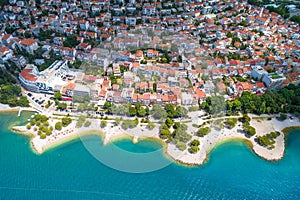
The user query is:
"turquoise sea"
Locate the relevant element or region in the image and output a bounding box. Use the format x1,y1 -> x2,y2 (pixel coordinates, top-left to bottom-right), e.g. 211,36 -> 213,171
0,112 -> 300,199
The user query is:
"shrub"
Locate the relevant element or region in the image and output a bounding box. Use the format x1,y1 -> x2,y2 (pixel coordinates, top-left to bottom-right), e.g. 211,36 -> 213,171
176,141 -> 187,151
239,114 -> 250,125
190,139 -> 200,147
100,120 -> 107,128
197,127 -> 211,137
147,122 -> 155,130
279,113 -> 287,121
159,128 -> 171,140
84,120 -> 91,127
26,124 -> 31,130
62,117 -> 72,127
115,118 -> 121,125
225,118 -> 238,129
55,122 -> 62,130
243,125 -> 256,136
40,133 -> 46,139
188,145 -> 199,154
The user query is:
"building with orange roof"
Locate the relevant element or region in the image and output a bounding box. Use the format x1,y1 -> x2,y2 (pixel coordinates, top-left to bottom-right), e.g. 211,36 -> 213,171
194,88 -> 206,101
20,38 -> 38,54
19,61 -> 69,93
0,46 -> 13,63
236,82 -> 254,93
146,49 -> 159,58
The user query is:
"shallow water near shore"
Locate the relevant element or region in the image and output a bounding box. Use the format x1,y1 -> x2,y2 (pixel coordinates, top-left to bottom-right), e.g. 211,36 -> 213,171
0,112 -> 300,199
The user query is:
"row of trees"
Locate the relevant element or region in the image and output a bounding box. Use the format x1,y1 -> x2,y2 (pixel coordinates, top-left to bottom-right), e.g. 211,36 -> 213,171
104,102 -> 188,119
202,84 -> 300,116
104,102 -> 149,117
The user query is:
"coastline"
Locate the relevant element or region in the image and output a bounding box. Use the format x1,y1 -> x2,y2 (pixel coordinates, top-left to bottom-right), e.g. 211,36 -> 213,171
7,108 -> 300,166
0,104 -> 18,112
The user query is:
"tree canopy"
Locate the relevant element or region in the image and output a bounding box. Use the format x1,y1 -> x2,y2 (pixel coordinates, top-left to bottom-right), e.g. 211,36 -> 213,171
0,84 -> 29,107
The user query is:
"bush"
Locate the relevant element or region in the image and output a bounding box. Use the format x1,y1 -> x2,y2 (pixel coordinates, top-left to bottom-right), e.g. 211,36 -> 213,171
84,120 -> 91,127
165,118 -> 173,128
115,118 -> 121,125
239,114 -> 250,125
279,113 -> 287,121
190,139 -> 200,147
173,122 -> 180,129
26,124 -> 31,130
30,119 -> 36,125
147,122 -> 155,130
55,122 -> 62,130
192,124 -> 199,128
76,116 -> 86,128
225,118 -> 238,129
243,125 -> 256,136
100,120 -> 107,128
256,131 -> 280,149
176,141 -> 187,151
62,117 -> 72,127
159,128 -> 171,140
197,127 -> 211,137
188,145 -> 199,154
40,133 -> 46,139
121,120 -> 138,130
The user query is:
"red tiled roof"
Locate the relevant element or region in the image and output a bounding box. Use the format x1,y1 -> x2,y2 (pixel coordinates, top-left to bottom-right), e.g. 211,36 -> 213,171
20,38 -> 37,46
256,82 -> 266,88
194,88 -> 206,99
2,34 -> 11,41
143,93 -> 151,100
237,82 -> 253,90
20,68 -> 37,82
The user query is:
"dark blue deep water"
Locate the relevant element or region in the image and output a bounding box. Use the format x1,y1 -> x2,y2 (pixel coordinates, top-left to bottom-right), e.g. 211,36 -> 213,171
0,112 -> 299,199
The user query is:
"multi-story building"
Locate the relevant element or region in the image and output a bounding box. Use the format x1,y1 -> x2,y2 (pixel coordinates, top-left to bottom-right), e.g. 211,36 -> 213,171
19,38 -> 39,54
0,46 -> 13,63
251,66 -> 268,81
19,60 -> 69,93
262,73 -> 286,89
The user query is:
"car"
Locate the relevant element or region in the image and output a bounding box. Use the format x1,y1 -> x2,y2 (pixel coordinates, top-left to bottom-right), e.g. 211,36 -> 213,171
27,93 -> 32,97
50,97 -> 55,100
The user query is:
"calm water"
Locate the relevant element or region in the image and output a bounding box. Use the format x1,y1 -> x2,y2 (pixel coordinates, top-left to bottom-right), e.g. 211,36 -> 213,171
0,112 -> 300,199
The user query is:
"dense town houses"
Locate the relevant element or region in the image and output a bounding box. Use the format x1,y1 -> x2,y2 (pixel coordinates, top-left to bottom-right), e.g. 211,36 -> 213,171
0,0 -> 299,107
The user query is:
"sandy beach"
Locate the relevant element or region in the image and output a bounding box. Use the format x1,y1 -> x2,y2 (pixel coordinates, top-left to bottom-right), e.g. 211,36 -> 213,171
0,103 -> 18,112
167,115 -> 300,165
10,111 -> 300,166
